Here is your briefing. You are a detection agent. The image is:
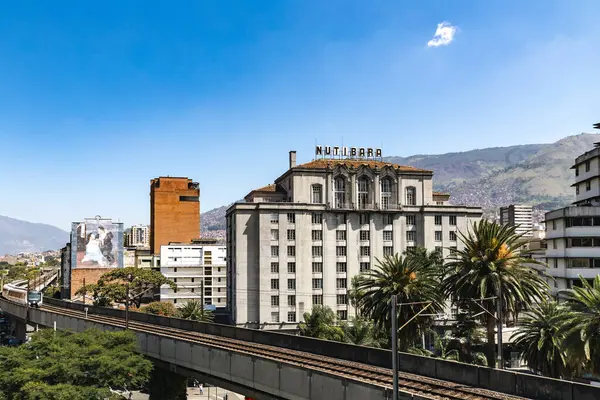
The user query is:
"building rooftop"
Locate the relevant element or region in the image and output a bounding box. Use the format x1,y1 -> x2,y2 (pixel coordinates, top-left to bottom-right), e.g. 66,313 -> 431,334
294,159 -> 432,173
251,184 -> 279,193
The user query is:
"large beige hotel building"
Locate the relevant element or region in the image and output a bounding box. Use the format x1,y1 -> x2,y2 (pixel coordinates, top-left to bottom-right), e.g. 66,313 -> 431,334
226,148 -> 482,329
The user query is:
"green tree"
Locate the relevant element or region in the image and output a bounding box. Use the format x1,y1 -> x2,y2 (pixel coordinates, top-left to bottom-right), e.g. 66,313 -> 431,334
177,300 -> 214,322
403,247 -> 445,278
44,256 -> 60,267
511,301 -> 573,378
354,253 -> 444,351
560,275 -> 600,375
5,264 -> 27,282
75,267 -> 176,308
148,367 -> 187,400
441,220 -> 549,367
43,286 -> 61,299
0,329 -> 152,399
141,301 -> 179,317
348,276 -> 365,317
298,306 -> 344,341
340,317 -> 383,348
448,312 -> 487,366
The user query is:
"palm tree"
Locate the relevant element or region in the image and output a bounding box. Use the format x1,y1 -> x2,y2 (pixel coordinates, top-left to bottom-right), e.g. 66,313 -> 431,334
341,317 -> 383,348
177,300 -> 214,322
511,301 -> 573,378
298,306 -> 344,341
560,275 -> 600,375
441,220 -> 550,367
354,253 -> 444,351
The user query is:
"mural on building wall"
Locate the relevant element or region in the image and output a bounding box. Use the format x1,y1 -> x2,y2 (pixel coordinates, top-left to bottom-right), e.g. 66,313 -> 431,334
71,217 -> 124,269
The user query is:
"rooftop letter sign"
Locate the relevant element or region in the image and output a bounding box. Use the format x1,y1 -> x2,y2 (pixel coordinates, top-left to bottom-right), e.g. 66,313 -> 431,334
315,146 -> 382,159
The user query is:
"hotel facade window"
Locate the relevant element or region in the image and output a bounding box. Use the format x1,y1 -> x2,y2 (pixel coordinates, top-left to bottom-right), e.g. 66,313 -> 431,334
287,213 -> 295,224
334,177 -> 346,208
406,187 -> 416,206
312,212 -> 323,224
358,177 -> 370,209
312,184 -> 323,204
312,262 -> 323,273
381,177 -> 392,209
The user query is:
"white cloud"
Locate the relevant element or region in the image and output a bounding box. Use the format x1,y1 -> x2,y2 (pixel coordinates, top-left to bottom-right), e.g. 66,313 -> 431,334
427,22 -> 457,47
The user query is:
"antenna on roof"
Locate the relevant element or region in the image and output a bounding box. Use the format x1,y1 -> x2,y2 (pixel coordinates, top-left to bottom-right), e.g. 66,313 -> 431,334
341,136 -> 344,160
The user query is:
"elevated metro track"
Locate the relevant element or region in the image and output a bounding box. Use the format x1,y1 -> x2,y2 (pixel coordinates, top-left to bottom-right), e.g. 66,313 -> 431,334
1,296 -> 599,400
41,303 -> 522,400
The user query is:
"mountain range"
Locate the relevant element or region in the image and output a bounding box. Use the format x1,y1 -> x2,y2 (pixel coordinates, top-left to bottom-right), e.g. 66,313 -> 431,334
1,133 -> 597,255
0,215 -> 69,256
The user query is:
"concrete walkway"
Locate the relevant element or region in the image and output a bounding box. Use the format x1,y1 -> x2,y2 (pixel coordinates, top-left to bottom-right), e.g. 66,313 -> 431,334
128,387 -> 245,400
188,387 -> 245,400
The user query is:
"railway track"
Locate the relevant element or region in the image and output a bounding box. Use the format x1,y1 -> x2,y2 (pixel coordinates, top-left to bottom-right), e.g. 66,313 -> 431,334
40,304 -> 529,400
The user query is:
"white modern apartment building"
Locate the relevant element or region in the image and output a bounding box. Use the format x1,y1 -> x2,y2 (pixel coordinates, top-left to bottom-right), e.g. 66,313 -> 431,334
226,149 -> 483,329
545,127 -> 600,296
126,225 -> 150,247
159,242 -> 227,307
500,204 -> 533,237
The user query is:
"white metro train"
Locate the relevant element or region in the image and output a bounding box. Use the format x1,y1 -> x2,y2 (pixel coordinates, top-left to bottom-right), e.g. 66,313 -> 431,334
2,283 -> 43,307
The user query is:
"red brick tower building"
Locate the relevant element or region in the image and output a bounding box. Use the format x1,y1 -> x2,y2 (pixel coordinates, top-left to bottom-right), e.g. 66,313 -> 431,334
150,177 -> 200,255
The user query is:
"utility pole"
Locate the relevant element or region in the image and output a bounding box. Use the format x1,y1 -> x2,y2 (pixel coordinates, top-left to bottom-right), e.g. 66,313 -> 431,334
497,283 -> 504,369
201,280 -> 205,318
125,281 -> 130,330
391,294 -> 398,400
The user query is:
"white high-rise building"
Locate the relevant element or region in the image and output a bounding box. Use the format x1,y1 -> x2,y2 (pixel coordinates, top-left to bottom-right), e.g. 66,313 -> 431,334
545,128 -> 600,296
126,225 -> 150,248
226,149 -> 483,329
500,204 -> 534,237
159,241 -> 227,308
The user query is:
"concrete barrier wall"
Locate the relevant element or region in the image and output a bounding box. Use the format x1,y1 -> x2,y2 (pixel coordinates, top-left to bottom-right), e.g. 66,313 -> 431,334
38,298 -> 600,400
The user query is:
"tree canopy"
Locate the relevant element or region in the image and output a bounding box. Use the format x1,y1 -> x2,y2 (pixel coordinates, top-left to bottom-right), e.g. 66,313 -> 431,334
0,329 -> 152,399
441,219 -> 549,366
354,253 -> 444,350
140,301 -> 179,317
298,306 -> 344,341
75,267 -> 176,308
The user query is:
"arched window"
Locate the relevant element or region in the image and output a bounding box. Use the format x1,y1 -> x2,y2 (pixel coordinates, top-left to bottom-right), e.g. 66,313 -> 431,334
358,177 -> 370,209
311,184 -> 323,204
334,177 -> 346,208
405,187 -> 416,206
381,177 -> 392,209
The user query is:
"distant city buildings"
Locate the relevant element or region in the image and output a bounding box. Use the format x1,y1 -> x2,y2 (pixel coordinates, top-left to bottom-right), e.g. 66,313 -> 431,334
159,239 -> 227,308
545,123 -> 600,296
150,177 -> 201,255
500,204 -> 534,237
125,225 -> 150,248
226,148 -> 483,329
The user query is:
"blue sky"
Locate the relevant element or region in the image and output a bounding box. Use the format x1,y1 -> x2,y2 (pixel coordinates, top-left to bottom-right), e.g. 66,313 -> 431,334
1,1 -> 600,230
